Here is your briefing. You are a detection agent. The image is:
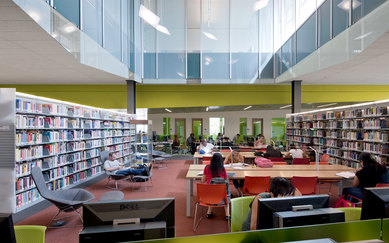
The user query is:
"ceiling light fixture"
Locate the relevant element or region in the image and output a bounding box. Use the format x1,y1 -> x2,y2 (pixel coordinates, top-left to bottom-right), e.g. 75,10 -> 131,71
316,103 -> 338,108
354,32 -> 372,40
280,104 -> 292,109
165,108 -> 172,113
253,0 -> 269,11
203,31 -> 218,40
337,0 -> 361,11
243,106 -> 252,111
139,5 -> 160,27
206,107 -> 209,112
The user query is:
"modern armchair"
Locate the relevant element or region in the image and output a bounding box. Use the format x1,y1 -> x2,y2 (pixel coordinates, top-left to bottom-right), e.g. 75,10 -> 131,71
101,151 -> 130,189
31,167 -> 95,227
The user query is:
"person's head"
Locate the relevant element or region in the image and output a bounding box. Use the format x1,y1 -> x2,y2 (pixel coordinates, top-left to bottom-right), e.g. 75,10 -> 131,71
290,144 -> 296,150
223,137 -> 229,142
174,134 -> 178,139
236,134 -> 240,137
200,138 -> 207,146
266,145 -> 275,153
210,153 -> 225,177
270,177 -> 296,197
258,134 -> 264,141
108,152 -> 115,161
232,149 -> 241,157
217,133 -> 222,137
359,152 -> 376,167
190,133 -> 194,138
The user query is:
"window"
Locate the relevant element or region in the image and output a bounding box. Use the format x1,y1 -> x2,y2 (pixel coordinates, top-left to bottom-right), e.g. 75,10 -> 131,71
271,118 -> 286,145
209,117 -> 225,139
240,118 -> 248,136
163,117 -> 171,137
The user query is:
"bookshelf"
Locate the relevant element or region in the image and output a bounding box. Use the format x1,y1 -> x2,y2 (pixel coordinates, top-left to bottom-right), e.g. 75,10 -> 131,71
13,92 -> 136,211
286,100 -> 389,169
130,120 -> 153,164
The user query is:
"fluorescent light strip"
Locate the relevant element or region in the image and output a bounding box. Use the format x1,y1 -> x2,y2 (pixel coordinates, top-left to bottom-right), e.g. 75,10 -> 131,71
243,106 -> 252,111
316,103 -> 338,108
206,107 -> 209,112
16,92 -> 134,117
165,108 -> 172,113
139,5 -> 160,27
280,104 -> 292,109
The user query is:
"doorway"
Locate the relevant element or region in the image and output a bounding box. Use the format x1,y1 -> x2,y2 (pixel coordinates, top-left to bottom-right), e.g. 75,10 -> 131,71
175,118 -> 186,144
252,118 -> 264,137
192,118 -> 203,139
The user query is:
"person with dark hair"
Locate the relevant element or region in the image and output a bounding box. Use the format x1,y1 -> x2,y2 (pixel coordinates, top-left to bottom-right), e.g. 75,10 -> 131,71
254,134 -> 265,147
221,137 -> 233,148
304,142 -> 316,162
264,145 -> 283,159
233,134 -> 241,145
104,152 -> 145,176
342,152 -> 388,200
186,133 -> 196,154
241,177 -> 302,231
201,153 -> 230,220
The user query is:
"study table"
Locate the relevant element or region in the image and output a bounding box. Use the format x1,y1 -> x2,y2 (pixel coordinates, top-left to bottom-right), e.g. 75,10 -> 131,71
193,151 -> 286,164
185,164 -> 355,217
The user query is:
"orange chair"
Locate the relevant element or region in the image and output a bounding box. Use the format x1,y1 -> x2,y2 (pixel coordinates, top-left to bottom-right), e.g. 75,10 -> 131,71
376,183 -> 389,187
273,162 -> 287,165
292,158 -> 310,165
309,162 -> 329,165
194,184 -> 230,231
202,156 -> 212,165
242,176 -> 271,196
320,154 -> 330,162
269,157 -> 285,162
291,176 -> 318,195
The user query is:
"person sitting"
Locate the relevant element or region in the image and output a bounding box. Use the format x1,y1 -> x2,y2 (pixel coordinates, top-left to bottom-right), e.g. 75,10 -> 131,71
215,133 -> 223,144
342,152 -> 388,200
242,177 -> 302,231
201,153 -> 230,220
285,144 -> 306,159
254,134 -> 265,147
224,149 -> 245,195
221,137 -> 234,149
104,152 -> 145,176
263,145 -> 283,159
304,142 -> 316,162
198,138 -> 215,154
172,135 -> 180,152
233,134 -> 241,145
186,133 -> 196,155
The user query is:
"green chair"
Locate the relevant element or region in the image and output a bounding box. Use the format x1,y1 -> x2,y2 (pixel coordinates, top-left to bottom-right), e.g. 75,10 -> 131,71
231,196 -> 255,232
14,225 -> 46,243
337,207 -> 361,222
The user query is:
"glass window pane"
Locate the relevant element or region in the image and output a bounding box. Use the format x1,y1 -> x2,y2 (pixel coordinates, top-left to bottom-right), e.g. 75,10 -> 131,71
187,53 -> 200,79
259,0 -> 274,79
163,117 -> 171,136
332,0 -> 349,38
276,50 -> 282,77
271,118 -> 286,146
53,0 -> 80,27
318,0 -> 331,48
240,118 -> 247,136
281,34 -> 296,72
192,119 -> 202,139
296,13 -> 316,63
103,1 -> 121,60
81,0 -> 102,45
352,0 -> 386,24
209,118 -> 225,139
121,0 -> 129,66
176,119 -> 185,144
143,1 -> 157,79
296,0 -> 317,29
253,119 -> 263,136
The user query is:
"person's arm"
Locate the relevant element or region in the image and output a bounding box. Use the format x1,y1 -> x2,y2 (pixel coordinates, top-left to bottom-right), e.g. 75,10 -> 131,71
239,154 -> 244,163
294,188 -> 302,196
353,175 -> 360,187
201,175 -> 207,183
284,151 -> 291,158
105,165 -> 121,172
224,153 -> 231,164
250,195 -> 263,230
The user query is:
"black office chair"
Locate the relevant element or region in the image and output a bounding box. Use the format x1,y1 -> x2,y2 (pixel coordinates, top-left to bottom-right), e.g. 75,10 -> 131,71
31,167 -> 94,227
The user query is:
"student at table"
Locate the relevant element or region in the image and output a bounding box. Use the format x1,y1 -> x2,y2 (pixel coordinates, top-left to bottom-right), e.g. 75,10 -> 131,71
201,153 -> 230,220
198,138 -> 215,153
216,133 -> 223,144
233,134 -> 241,145
342,152 -> 388,200
221,137 -> 234,149
254,134 -> 265,147
224,149 -> 245,195
242,177 -> 302,231
285,144 -> 305,159
263,145 -> 283,159
172,135 -> 180,151
186,133 -> 196,155
304,142 -> 316,162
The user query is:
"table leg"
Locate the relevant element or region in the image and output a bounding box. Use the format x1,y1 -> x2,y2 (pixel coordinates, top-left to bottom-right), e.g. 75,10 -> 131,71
186,178 -> 193,217
194,158 -> 198,164
338,180 -> 343,196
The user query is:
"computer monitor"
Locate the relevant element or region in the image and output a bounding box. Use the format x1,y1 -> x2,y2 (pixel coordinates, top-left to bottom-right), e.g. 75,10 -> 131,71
361,187 -> 389,220
0,214 -> 16,243
83,198 -> 175,238
257,195 -> 330,229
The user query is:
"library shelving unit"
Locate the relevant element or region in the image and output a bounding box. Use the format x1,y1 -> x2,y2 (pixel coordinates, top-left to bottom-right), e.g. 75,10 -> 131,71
286,100 -> 389,169
12,90 -> 137,212
130,120 -> 153,163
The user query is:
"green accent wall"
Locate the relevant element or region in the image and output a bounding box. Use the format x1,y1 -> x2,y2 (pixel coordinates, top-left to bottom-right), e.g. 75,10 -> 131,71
1,84 -> 389,109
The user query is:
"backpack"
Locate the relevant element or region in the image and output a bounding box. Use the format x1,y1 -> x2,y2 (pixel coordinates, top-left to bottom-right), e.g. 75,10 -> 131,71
254,157 -> 273,168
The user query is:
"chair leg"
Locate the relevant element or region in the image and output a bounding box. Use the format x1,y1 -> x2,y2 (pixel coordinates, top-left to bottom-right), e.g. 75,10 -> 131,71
48,209 -> 62,227
193,203 -> 200,232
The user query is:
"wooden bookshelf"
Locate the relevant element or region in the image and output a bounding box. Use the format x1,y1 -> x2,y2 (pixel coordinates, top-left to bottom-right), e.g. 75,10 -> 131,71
14,93 -> 137,211
286,102 -> 389,169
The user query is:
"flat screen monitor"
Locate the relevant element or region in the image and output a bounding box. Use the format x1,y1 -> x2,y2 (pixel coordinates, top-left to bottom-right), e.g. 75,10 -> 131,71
83,198 -> 175,238
361,187 -> 389,220
0,214 -> 16,243
257,195 -> 329,229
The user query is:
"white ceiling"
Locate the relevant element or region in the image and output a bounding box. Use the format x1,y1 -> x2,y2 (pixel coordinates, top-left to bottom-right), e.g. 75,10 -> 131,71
0,0 -> 126,84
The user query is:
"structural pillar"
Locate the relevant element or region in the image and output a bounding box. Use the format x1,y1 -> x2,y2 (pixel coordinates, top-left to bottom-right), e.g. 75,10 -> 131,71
291,80 -> 302,113
126,80 -> 136,114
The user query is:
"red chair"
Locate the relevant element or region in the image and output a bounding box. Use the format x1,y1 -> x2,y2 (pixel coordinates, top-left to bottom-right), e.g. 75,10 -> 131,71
376,183 -> 389,187
291,176 -> 318,195
242,176 -> 271,196
240,148 -> 253,152
269,157 -> 285,162
309,162 -> 329,165
202,156 -> 212,165
292,158 -> 310,165
194,184 -> 230,231
273,162 -> 287,165
320,154 -> 330,162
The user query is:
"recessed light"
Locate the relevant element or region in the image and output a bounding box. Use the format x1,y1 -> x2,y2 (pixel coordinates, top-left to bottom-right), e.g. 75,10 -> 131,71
165,108 -> 172,113
243,106 -> 252,111
280,104 -> 292,109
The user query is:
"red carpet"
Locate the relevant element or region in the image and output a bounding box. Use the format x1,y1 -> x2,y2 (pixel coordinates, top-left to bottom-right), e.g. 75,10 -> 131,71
16,159 -> 339,243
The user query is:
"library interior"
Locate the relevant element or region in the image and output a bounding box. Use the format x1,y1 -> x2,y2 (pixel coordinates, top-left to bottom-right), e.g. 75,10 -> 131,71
2,0 -> 389,243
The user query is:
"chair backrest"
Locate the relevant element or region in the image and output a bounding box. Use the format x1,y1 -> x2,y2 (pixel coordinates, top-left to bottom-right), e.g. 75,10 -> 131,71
336,207 -> 361,222
309,162 -> 329,165
242,176 -> 271,195
202,156 -> 212,165
273,162 -> 287,165
196,184 -> 228,206
231,196 -> 255,232
320,154 -> 330,162
14,225 -> 46,243
291,176 -> 318,195
292,158 -> 310,165
31,167 -> 52,199
210,177 -> 231,198
376,183 -> 389,187
101,150 -> 110,165
269,157 -> 285,162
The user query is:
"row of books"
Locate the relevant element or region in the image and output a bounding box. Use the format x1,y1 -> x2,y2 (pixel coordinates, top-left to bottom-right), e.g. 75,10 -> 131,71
16,131 -> 43,145
16,115 -> 44,129
16,160 -> 42,177
15,176 -> 35,193
15,188 -> 39,208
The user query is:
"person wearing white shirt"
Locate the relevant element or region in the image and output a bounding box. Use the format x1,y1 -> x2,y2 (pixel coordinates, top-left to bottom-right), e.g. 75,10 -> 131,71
285,144 -> 305,159
104,153 -> 145,175
198,139 -> 215,154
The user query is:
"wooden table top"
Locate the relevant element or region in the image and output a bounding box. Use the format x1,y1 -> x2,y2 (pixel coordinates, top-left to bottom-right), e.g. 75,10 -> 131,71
189,164 -> 355,172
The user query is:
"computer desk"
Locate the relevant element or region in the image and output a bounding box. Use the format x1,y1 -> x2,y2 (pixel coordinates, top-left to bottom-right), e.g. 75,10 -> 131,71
185,164 -> 355,217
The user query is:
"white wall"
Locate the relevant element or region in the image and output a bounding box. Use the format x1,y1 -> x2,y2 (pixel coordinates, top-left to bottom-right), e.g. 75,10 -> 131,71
148,109 -> 296,140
